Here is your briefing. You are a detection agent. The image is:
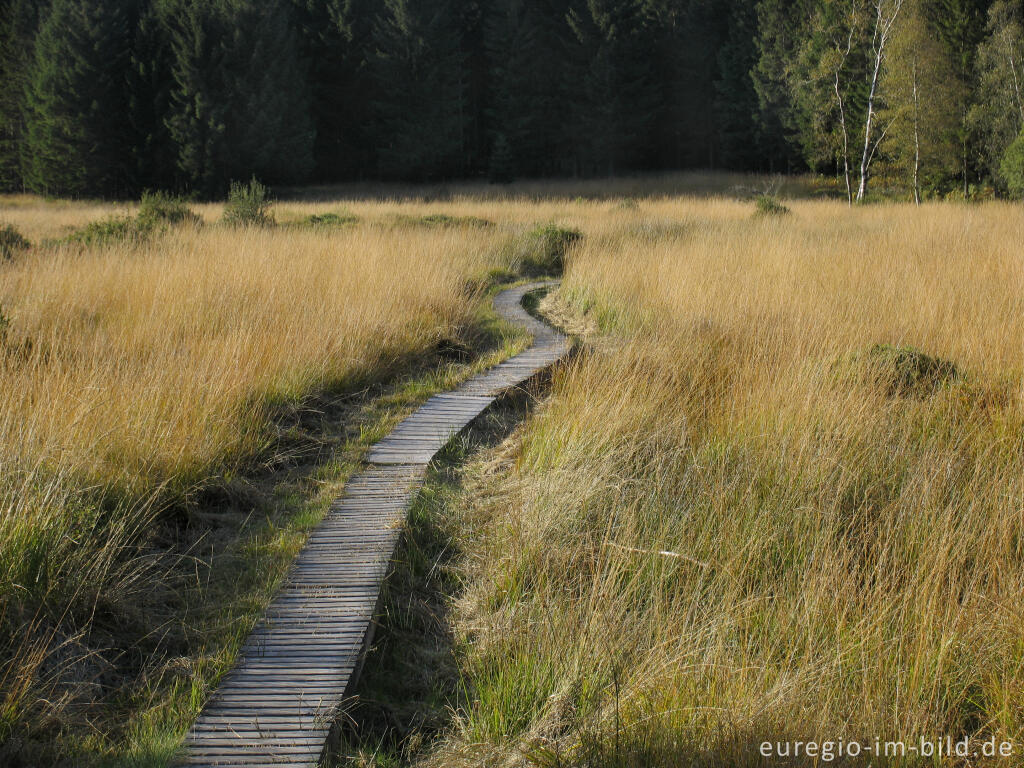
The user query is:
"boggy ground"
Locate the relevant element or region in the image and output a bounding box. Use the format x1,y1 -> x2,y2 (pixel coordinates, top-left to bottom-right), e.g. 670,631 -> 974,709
328,196 -> 1024,767
3,180 -> 1024,765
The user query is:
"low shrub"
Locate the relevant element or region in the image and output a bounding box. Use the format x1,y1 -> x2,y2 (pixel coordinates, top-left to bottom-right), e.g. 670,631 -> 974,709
66,215 -> 140,246
299,211 -> 358,228
1,224 -> 30,260
137,191 -> 200,229
223,178 -> 274,227
754,194 -> 790,216
64,193 -> 200,248
509,224 -> 581,277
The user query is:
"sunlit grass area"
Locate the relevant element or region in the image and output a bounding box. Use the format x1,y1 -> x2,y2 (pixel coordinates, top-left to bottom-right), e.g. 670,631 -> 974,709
3,186 -> 1023,765
0,198 -> 539,761
408,200 -> 1024,767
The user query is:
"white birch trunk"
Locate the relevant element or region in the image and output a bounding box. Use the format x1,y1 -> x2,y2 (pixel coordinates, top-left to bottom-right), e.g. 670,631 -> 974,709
856,0 -> 903,202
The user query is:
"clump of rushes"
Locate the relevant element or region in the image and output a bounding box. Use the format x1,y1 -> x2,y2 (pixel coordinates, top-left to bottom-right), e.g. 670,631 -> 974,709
419,213 -> 493,228
299,211 -> 358,228
862,343 -> 962,398
1,224 -> 30,260
754,194 -> 790,216
223,177 -> 274,227
514,223 -> 581,277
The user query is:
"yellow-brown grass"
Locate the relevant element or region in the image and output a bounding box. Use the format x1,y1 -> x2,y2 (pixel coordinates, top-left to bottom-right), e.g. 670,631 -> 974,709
5,189 -> 1024,765
0,206 -> 524,753
422,199 -> 1024,766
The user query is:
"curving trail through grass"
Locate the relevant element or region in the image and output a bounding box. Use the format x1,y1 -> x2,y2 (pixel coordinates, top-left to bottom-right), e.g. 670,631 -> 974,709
179,282 -> 569,767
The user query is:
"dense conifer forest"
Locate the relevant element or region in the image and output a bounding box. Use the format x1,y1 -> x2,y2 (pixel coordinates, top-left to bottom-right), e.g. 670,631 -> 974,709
1,0 -> 1023,199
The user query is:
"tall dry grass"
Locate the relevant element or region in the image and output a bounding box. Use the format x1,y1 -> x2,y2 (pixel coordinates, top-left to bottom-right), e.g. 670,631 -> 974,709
0,210 -> 517,750
6,188 -> 1023,765
428,200 -> 1024,766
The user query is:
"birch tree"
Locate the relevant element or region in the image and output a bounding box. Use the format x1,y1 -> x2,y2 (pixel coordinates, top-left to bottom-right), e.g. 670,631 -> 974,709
971,1 -> 1024,187
854,0 -> 903,201
793,0 -> 869,205
883,0 -> 959,202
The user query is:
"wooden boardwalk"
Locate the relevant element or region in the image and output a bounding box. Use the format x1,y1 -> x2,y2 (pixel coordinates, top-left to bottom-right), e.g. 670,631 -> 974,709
180,282 -> 568,767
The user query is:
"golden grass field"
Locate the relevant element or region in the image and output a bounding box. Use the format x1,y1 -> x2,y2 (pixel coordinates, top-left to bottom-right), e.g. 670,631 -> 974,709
416,199 -> 1024,767
2,179 -> 1023,765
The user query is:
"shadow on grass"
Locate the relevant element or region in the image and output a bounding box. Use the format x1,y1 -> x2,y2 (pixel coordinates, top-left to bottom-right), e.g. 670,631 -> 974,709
3,292 -> 531,767
324,386 -> 542,768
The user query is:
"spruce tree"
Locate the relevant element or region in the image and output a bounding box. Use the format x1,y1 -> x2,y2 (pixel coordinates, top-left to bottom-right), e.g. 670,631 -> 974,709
714,0 -> 763,169
128,0 -> 176,191
289,0 -> 372,179
371,0 -> 469,179
23,0 -> 135,197
752,0 -> 818,172
0,0 -> 48,192
162,0 -> 314,196
484,0 -> 573,177
926,0 -> 991,194
567,0 -> 659,175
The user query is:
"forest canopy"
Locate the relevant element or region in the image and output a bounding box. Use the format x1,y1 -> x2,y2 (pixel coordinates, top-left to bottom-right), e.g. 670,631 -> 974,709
1,0 -> 1022,199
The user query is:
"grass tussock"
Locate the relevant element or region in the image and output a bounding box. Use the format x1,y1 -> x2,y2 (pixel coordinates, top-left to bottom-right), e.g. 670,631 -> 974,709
508,224 -> 582,277
754,193 -> 790,216
421,201 -> 1024,767
0,224 -> 30,260
297,211 -> 358,228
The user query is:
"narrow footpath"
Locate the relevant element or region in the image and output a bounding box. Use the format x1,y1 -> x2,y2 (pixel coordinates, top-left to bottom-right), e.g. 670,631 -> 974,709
180,282 -> 569,767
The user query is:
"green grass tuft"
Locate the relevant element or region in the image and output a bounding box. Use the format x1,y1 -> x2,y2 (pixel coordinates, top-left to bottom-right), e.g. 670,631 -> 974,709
0,224 -> 30,260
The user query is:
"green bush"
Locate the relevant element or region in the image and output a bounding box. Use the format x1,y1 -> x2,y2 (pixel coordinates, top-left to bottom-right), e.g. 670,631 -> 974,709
1,224 -> 30,260
66,215 -> 140,246
514,224 -> 581,277
419,213 -> 493,228
300,211 -> 357,228
754,194 -> 790,216
64,192 -> 200,247
223,178 -> 274,227
999,130 -> 1024,199
137,191 -> 200,229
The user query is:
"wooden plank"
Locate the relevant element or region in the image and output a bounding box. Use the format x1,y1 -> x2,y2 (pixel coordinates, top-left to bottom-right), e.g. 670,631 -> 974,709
178,282 -> 567,767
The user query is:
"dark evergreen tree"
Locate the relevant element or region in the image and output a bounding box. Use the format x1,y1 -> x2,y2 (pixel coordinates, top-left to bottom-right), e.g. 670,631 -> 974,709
752,0 -> 816,172
714,0 -> 763,169
23,0 -> 136,197
0,0 -> 48,192
371,0 -> 470,179
128,0 -> 176,191
675,0 -> 735,168
484,0 -> 575,177
926,0 -> 991,194
567,0 -> 660,174
289,0 -> 373,179
162,0 -> 314,196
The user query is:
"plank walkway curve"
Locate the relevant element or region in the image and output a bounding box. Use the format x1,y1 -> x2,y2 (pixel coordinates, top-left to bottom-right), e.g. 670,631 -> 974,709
180,282 -> 568,767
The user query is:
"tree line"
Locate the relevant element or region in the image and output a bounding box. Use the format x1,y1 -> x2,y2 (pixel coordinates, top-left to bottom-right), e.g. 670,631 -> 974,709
1,0 -> 1023,200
